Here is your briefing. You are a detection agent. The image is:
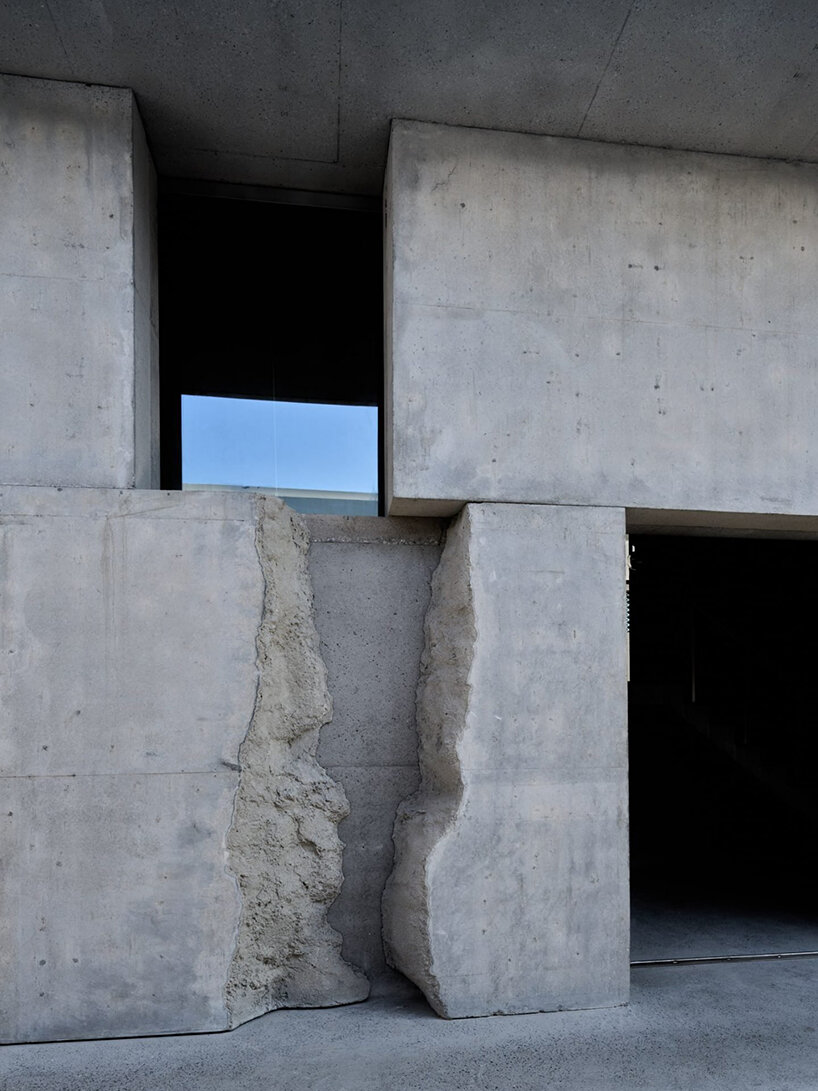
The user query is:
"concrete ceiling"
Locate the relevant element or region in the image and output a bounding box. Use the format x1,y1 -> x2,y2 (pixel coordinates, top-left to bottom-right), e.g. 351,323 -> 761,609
4,1 -> 818,196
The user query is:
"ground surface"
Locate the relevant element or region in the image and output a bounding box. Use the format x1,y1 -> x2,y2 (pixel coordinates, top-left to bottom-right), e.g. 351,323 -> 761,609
1,954 -> 816,1091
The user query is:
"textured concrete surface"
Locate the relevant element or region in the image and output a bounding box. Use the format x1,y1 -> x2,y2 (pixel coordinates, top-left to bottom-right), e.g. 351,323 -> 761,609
0,76 -> 157,489
0,488 -> 261,1040
384,503 -> 629,1017
307,516 -> 444,981
1,958 -> 817,1090
225,501 -> 368,1025
5,3 -> 818,194
386,121 -> 818,519
0,489 -> 363,1042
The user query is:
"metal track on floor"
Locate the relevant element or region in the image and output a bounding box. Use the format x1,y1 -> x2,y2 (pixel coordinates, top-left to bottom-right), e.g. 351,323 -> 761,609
631,950 -> 818,967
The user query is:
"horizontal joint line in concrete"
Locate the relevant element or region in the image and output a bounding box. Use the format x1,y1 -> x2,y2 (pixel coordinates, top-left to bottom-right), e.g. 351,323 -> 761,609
0,271 -> 105,283
0,770 -> 229,780
323,762 -> 419,771
409,301 -> 813,337
310,536 -> 443,545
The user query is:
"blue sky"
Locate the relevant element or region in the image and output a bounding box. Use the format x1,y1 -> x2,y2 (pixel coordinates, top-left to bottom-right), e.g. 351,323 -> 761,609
182,395 -> 379,494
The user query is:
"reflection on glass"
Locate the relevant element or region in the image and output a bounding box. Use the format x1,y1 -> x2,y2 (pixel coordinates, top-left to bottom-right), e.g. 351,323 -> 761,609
181,395 -> 378,515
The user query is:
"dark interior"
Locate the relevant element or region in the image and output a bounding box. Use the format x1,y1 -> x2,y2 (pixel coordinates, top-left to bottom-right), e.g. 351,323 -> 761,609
158,187 -> 383,494
628,534 -> 818,953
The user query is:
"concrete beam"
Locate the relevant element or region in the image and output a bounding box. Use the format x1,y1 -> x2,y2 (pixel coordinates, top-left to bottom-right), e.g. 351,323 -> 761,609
386,121 -> 818,520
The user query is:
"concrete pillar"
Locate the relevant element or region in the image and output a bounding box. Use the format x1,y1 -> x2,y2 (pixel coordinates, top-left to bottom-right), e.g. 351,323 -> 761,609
0,75 -> 159,489
383,502 -> 629,1018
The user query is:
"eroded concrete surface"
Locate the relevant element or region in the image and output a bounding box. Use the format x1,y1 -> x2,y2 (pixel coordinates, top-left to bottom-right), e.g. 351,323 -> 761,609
0,489 -> 366,1042
226,500 -> 368,1024
384,502 -> 629,1018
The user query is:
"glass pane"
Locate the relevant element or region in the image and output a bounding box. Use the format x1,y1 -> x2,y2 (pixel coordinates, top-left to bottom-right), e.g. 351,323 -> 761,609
181,395 -> 378,514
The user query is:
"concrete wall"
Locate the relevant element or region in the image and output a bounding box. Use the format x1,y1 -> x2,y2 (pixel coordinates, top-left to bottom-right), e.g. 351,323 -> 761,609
306,516 -> 444,982
0,490 -> 381,1042
0,75 -> 158,490
382,503 -> 629,1017
386,120 -> 818,519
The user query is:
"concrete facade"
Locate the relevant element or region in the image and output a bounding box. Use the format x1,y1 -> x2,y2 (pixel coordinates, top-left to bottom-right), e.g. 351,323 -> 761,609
3,56 -> 818,1045
0,75 -> 158,490
0,489 -> 375,1041
386,120 -> 818,519
383,503 -> 629,1017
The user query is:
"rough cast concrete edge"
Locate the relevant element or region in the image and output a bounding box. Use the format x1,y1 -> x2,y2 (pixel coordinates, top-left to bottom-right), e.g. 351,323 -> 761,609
382,507 -> 474,1017
225,497 -> 369,1026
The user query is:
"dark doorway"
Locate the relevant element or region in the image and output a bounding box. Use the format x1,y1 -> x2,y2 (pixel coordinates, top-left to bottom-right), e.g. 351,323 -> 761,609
628,534 -> 818,961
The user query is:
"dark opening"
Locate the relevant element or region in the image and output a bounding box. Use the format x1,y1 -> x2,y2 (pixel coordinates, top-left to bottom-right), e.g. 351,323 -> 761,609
158,183 -> 383,511
628,534 -> 818,960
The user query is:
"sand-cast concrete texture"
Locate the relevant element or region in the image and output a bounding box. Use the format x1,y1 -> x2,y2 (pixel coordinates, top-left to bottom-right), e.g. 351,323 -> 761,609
225,500 -> 369,1024
383,502 -> 629,1017
306,516 -> 444,981
386,121 -> 818,520
0,488 -> 364,1042
1,958 -> 817,1090
0,76 -> 158,490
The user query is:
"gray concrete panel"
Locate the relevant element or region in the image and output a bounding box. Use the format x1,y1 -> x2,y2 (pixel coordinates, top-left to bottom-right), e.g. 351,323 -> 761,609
326,764 -> 421,980
580,0 -> 818,159
0,494 -> 261,778
41,0 -> 341,166
0,76 -> 158,488
384,503 -> 629,1018
0,487 -> 264,1041
308,517 -> 443,770
305,515 -> 443,979
7,3 -> 818,196
387,122 -> 818,517
0,488 -> 364,1041
0,771 -> 239,1042
132,105 -> 159,489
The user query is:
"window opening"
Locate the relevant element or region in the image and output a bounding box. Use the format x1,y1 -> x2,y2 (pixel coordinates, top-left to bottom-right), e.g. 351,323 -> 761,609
181,395 -> 378,514
159,183 -> 383,513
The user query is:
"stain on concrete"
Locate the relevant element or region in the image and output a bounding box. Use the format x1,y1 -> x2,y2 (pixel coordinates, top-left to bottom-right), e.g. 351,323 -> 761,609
225,498 -> 369,1026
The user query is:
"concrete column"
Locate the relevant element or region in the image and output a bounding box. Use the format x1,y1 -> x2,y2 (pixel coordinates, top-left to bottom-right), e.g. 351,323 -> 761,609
383,502 -> 629,1018
0,75 -> 158,489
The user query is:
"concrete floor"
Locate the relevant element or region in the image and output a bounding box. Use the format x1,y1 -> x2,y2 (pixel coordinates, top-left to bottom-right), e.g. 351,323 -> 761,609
631,896 -> 818,962
1,952 -> 817,1091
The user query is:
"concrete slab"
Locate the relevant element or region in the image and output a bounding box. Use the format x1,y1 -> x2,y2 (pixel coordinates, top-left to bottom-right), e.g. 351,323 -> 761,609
386,122 -> 818,518
383,503 -> 629,1017
0,76 -> 157,488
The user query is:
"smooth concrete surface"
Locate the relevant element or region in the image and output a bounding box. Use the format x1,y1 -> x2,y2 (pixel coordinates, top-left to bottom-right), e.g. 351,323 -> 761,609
1,959 -> 817,1090
306,515 -> 444,980
386,121 -> 818,518
0,487 -> 261,1040
6,4 -> 818,195
384,503 -> 629,1017
0,76 -> 158,489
